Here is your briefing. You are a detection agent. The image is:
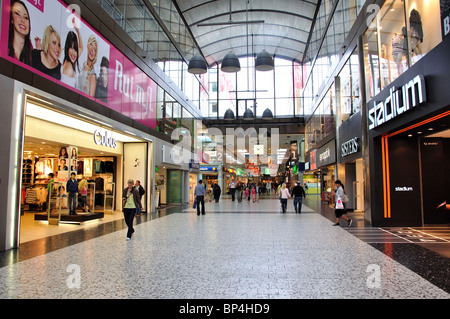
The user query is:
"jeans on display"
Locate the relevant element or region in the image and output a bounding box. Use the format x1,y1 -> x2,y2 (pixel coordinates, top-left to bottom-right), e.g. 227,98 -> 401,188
68,192 -> 77,214
123,208 -> 136,238
294,196 -> 303,213
196,195 -> 205,215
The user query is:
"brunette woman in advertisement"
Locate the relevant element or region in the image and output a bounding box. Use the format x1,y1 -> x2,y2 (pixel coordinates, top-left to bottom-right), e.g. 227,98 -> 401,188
78,35 -> 98,97
32,25 -> 62,80
8,0 -> 33,65
61,18 -> 83,87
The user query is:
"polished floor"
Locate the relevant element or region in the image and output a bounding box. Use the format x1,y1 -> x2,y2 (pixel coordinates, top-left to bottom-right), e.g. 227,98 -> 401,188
0,195 -> 449,299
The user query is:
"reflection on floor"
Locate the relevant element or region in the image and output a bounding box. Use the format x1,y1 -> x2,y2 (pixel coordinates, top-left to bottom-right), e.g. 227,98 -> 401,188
0,196 -> 448,299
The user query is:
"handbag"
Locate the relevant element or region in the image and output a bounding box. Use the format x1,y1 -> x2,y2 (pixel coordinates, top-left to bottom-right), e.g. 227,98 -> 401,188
193,199 -> 197,209
341,193 -> 349,203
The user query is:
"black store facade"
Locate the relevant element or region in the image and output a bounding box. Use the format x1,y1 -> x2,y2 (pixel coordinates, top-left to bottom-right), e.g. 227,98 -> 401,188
368,37 -> 450,227
337,111 -> 364,213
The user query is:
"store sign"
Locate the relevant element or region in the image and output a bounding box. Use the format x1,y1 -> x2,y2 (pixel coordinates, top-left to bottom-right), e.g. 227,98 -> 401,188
0,0 -> 157,129
441,0 -> 450,38
317,140 -> 336,168
395,187 -> 414,192
93,129 -> 118,149
341,137 -> 359,157
189,159 -> 200,170
200,166 -> 217,171
368,75 -> 426,130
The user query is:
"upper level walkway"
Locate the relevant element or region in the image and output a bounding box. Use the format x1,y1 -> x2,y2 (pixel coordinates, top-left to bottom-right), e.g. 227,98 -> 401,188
0,196 -> 449,300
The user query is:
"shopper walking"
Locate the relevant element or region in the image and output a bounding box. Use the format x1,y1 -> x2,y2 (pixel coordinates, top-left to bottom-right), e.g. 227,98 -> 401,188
122,179 -> 142,240
135,180 -> 145,215
67,172 -> 78,215
266,180 -> 272,195
213,183 -> 221,203
279,183 -> 291,213
292,181 -> 306,213
332,180 -> 352,226
229,180 -> 236,201
194,179 -> 206,215
236,182 -> 243,202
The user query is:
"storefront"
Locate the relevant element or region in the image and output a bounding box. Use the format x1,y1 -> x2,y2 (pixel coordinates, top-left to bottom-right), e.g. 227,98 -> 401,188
305,139 -> 337,202
200,166 -> 219,194
0,0 -> 160,250
367,36 -> 450,227
0,79 -> 155,246
337,111 -> 364,212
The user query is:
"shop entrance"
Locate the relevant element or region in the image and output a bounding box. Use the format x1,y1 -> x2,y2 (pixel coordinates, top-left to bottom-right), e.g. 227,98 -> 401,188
19,101 -> 145,243
381,112 -> 450,225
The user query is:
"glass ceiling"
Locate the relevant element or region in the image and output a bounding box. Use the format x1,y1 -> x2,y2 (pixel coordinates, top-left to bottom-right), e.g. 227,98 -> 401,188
175,0 -> 320,65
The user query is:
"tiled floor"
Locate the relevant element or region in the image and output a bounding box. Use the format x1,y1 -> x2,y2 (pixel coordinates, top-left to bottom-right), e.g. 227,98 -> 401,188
0,197 -> 449,299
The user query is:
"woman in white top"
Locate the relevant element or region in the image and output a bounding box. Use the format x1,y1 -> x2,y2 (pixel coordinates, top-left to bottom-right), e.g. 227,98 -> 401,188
333,180 -> 352,227
61,18 -> 83,87
279,183 -> 291,213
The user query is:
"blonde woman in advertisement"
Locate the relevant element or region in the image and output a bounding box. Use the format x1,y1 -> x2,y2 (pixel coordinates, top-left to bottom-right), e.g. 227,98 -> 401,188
77,35 -> 97,97
32,25 -> 62,80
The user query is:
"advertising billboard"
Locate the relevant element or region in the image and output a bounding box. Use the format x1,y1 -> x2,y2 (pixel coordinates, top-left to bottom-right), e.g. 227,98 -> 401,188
1,0 -> 157,129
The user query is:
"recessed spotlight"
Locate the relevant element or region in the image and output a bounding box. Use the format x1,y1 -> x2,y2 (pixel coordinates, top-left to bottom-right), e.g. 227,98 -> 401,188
428,128 -> 434,131
417,131 -> 422,134
408,134 -> 413,137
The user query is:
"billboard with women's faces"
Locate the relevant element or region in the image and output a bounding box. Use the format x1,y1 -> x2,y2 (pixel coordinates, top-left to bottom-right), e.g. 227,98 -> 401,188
0,0 -> 157,130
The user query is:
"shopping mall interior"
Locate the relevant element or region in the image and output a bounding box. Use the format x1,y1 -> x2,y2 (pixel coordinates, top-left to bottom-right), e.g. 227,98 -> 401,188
0,0 -> 449,304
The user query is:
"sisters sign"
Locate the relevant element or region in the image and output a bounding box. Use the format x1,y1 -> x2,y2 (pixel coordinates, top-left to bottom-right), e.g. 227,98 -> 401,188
1,0 -> 157,129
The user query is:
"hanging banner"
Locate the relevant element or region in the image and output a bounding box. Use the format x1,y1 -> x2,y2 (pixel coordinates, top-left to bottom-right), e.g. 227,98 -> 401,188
1,0 -> 157,129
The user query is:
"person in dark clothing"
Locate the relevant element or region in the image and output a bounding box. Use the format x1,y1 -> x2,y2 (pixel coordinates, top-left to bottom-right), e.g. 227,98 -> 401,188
213,183 -> 221,203
194,179 -> 206,216
67,172 -> 78,215
135,180 -> 145,215
292,181 -> 306,214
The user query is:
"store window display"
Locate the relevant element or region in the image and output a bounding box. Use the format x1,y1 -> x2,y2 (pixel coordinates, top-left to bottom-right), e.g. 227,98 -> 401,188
406,1 -> 441,65
364,0 -> 442,101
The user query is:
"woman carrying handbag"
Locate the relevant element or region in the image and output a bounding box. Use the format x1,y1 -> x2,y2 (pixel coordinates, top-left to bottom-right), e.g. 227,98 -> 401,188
332,180 -> 352,227
122,179 -> 142,240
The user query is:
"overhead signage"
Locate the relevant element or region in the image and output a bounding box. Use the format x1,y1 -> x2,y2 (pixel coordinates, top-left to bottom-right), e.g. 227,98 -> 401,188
0,0 -> 157,129
368,75 -> 426,130
200,166 -> 217,172
189,159 -> 200,170
341,137 -> 359,157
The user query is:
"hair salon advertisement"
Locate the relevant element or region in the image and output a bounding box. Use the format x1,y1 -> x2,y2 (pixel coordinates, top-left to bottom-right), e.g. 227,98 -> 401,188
1,0 -> 157,130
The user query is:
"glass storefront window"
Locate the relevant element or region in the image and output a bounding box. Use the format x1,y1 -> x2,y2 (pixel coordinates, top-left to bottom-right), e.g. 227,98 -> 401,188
364,0 -> 442,102
363,25 -> 381,100
406,0 -> 442,65
338,49 -> 360,123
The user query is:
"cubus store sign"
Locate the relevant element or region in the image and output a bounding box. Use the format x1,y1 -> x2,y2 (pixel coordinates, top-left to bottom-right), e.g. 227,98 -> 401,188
1,0 -> 157,129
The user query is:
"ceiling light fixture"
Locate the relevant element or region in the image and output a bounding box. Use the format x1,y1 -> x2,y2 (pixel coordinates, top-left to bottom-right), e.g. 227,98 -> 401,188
188,53 -> 208,74
221,51 -> 241,72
